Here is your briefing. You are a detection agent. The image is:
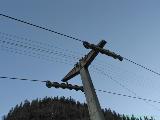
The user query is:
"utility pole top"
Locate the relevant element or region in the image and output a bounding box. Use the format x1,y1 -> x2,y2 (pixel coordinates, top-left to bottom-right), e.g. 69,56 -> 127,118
62,40 -> 106,82
62,40 -> 123,82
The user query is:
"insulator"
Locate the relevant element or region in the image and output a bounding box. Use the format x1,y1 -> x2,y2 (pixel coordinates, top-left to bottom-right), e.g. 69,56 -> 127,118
67,84 -> 73,90
84,55 -> 87,59
79,86 -> 84,92
74,63 -> 79,67
52,82 -> 60,88
46,80 -> 84,92
60,83 -> 67,89
83,41 -> 90,49
46,81 -> 52,88
101,40 -> 107,44
118,55 -> 123,61
72,85 -> 79,91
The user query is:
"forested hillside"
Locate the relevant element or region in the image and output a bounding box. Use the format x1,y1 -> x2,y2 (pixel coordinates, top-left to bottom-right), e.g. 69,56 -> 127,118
3,96 -> 154,120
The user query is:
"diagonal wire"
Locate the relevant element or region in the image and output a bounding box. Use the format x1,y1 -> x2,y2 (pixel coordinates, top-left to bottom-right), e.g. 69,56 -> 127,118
0,34 -> 80,62
92,63 -> 152,91
0,13 -> 84,43
91,65 -> 137,95
0,43 -> 74,66
0,40 -> 76,66
123,57 -> 160,76
0,31 -> 84,57
96,89 -> 160,104
91,65 -> 160,111
0,37 -> 79,60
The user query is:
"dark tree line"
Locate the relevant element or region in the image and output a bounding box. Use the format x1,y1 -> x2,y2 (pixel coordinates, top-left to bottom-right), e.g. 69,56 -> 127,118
3,96 -> 155,120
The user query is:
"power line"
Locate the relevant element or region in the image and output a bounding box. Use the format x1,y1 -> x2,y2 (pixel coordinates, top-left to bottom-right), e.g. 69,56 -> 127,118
0,33 -> 83,66
0,43 -> 74,66
1,13 -> 160,77
0,76 -> 47,83
0,38 -> 77,65
1,75 -> 160,104
0,13 -> 84,43
0,36 -> 80,60
123,57 -> 160,76
0,31 -> 84,57
0,38 -> 79,60
92,65 -> 137,96
92,65 -> 160,111
92,63 -> 151,91
0,34 -> 86,66
96,89 -> 160,104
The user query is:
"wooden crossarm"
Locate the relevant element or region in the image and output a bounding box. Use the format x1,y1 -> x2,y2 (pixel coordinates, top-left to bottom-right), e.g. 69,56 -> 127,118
62,40 -> 106,82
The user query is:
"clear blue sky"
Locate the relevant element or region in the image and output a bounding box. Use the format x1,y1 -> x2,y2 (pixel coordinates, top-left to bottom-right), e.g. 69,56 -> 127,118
1,0 -> 160,119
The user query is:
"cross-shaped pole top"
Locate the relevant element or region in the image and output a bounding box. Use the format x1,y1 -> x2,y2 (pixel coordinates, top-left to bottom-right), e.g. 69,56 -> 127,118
62,40 -> 106,82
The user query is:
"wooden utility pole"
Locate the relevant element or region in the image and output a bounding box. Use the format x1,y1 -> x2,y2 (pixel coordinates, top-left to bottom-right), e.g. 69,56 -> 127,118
80,67 -> 105,120
62,40 -> 123,120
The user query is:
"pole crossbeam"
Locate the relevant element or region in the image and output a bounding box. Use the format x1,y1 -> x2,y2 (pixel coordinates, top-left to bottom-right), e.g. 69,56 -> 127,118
62,40 -> 106,82
83,41 -> 123,61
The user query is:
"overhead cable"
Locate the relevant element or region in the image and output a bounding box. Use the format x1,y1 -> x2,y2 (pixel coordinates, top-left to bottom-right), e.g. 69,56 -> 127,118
1,43 -> 74,66
92,65 -> 160,111
124,57 -> 160,76
0,13 -> 84,43
1,76 -> 160,104
0,31 -> 83,57
0,38 -> 79,60
96,89 -> 160,104
0,76 -> 47,83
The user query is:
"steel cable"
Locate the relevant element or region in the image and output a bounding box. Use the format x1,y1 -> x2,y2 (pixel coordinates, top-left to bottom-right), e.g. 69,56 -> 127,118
0,13 -> 84,43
